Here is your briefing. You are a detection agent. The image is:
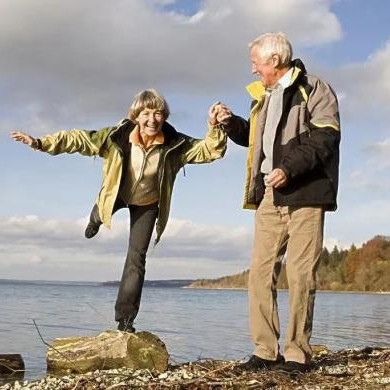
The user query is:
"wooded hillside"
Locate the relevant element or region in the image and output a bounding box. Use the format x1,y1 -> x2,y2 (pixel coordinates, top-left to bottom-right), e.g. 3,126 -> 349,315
188,236 -> 390,292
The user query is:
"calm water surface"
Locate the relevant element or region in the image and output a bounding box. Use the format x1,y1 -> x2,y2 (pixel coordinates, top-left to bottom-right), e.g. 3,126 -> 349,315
0,282 -> 389,380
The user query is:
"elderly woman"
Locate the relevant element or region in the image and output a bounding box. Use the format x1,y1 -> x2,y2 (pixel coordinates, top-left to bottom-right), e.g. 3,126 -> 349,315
11,89 -> 229,332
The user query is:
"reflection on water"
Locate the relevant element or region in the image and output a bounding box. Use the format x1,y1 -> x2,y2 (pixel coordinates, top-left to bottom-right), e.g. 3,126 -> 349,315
0,282 -> 389,381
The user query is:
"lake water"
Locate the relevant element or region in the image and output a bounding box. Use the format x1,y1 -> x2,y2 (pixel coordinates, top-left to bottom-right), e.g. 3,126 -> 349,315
1,281 -> 389,381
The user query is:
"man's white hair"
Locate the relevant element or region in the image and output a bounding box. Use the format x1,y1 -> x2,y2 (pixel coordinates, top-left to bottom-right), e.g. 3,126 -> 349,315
249,32 -> 292,68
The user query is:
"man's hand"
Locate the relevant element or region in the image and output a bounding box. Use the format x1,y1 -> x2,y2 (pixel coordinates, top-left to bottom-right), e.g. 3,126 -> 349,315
266,168 -> 288,188
208,102 -> 232,126
10,131 -> 37,148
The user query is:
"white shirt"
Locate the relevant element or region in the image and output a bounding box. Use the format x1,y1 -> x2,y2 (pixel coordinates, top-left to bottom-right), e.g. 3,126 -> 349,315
261,67 -> 293,174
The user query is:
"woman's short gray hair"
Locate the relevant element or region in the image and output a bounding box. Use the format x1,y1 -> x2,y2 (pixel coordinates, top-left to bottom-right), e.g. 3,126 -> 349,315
128,89 -> 170,122
249,32 -> 293,68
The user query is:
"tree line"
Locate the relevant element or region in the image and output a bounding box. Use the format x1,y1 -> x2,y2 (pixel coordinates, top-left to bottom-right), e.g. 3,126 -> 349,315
189,236 -> 390,292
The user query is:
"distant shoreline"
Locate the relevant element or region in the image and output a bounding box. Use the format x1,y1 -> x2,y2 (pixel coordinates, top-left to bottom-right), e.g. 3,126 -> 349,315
0,279 -> 195,288
184,286 -> 390,294
1,279 -> 389,294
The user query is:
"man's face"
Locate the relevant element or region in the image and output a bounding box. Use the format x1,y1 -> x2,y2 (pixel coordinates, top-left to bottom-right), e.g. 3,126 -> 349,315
136,108 -> 165,136
250,46 -> 278,88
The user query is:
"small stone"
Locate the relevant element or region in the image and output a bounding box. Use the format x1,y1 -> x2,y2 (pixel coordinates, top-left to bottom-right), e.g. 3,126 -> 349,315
13,382 -> 21,390
182,372 -> 191,379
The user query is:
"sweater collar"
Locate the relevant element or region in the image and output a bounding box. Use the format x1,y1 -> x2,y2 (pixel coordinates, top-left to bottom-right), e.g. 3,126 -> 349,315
129,125 -> 165,147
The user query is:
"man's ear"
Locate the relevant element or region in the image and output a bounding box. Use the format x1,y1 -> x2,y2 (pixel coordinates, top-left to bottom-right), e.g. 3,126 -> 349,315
271,54 -> 280,68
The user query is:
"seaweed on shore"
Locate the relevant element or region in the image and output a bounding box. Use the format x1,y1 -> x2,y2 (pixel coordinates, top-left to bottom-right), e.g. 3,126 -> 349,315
1,346 -> 389,389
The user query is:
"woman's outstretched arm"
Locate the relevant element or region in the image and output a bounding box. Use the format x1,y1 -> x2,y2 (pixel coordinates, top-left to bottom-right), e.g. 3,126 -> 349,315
10,127 -> 112,157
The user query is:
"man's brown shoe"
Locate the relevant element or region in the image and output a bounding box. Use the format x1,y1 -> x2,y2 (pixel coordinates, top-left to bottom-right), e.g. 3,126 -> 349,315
276,360 -> 312,374
235,354 -> 284,373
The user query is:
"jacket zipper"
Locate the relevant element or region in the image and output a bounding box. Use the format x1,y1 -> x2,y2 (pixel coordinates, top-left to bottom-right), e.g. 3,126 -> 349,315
157,138 -> 185,209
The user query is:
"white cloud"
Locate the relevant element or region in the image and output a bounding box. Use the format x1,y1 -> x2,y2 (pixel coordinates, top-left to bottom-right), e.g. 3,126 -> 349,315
366,138 -> 390,155
0,215 -> 252,280
343,137 -> 390,191
28,255 -> 45,264
332,40 -> 390,119
324,237 -> 351,251
2,211 -> 378,281
327,198 -> 390,247
0,0 -> 342,131
151,0 -> 176,5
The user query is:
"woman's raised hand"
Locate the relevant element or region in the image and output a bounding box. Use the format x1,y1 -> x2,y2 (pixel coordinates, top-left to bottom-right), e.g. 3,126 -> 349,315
10,131 -> 38,148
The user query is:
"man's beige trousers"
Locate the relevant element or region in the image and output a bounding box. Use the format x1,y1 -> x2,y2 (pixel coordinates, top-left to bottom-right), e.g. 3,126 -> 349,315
249,186 -> 324,363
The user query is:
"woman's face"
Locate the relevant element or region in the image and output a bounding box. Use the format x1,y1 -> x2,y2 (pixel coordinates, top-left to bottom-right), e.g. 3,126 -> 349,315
136,108 -> 165,137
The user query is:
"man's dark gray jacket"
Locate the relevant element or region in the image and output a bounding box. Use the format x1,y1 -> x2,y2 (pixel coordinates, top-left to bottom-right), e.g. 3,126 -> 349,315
225,59 -> 340,211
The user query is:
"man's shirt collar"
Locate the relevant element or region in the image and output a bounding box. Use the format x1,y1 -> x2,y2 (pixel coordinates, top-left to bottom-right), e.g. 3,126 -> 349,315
278,67 -> 293,89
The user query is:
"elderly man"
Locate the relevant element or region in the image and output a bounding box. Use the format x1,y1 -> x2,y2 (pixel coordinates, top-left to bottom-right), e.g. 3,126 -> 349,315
213,32 -> 340,373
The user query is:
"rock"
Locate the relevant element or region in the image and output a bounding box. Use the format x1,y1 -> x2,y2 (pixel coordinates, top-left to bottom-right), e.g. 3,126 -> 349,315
312,344 -> 331,355
0,354 -> 25,385
0,355 -> 25,374
12,381 -> 21,390
46,330 -> 169,374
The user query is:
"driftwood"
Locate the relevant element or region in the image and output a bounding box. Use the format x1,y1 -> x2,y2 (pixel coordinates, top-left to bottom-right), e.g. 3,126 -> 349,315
46,330 -> 169,374
0,354 -> 24,374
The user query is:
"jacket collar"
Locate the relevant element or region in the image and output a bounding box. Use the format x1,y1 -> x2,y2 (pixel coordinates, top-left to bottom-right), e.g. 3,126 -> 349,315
160,121 -> 182,146
289,58 -> 306,86
110,118 -> 182,147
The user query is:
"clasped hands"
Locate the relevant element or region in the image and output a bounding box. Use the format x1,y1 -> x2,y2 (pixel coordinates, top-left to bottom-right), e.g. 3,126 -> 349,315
207,101 -> 287,188
208,102 -> 232,127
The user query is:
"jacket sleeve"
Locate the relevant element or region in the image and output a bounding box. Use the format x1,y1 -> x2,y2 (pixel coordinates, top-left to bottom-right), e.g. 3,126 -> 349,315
179,124 -> 227,165
37,127 -> 111,157
279,79 -> 340,181
223,114 -> 250,147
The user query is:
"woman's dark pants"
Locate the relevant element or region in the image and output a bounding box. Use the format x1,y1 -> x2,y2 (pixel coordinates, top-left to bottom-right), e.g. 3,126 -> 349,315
89,201 -> 158,324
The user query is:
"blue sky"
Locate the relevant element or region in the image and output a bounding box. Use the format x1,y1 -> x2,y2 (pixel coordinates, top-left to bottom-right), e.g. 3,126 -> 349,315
1,0 -> 389,281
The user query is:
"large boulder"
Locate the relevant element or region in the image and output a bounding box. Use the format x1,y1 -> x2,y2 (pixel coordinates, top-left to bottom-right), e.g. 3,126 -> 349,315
47,330 -> 169,374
